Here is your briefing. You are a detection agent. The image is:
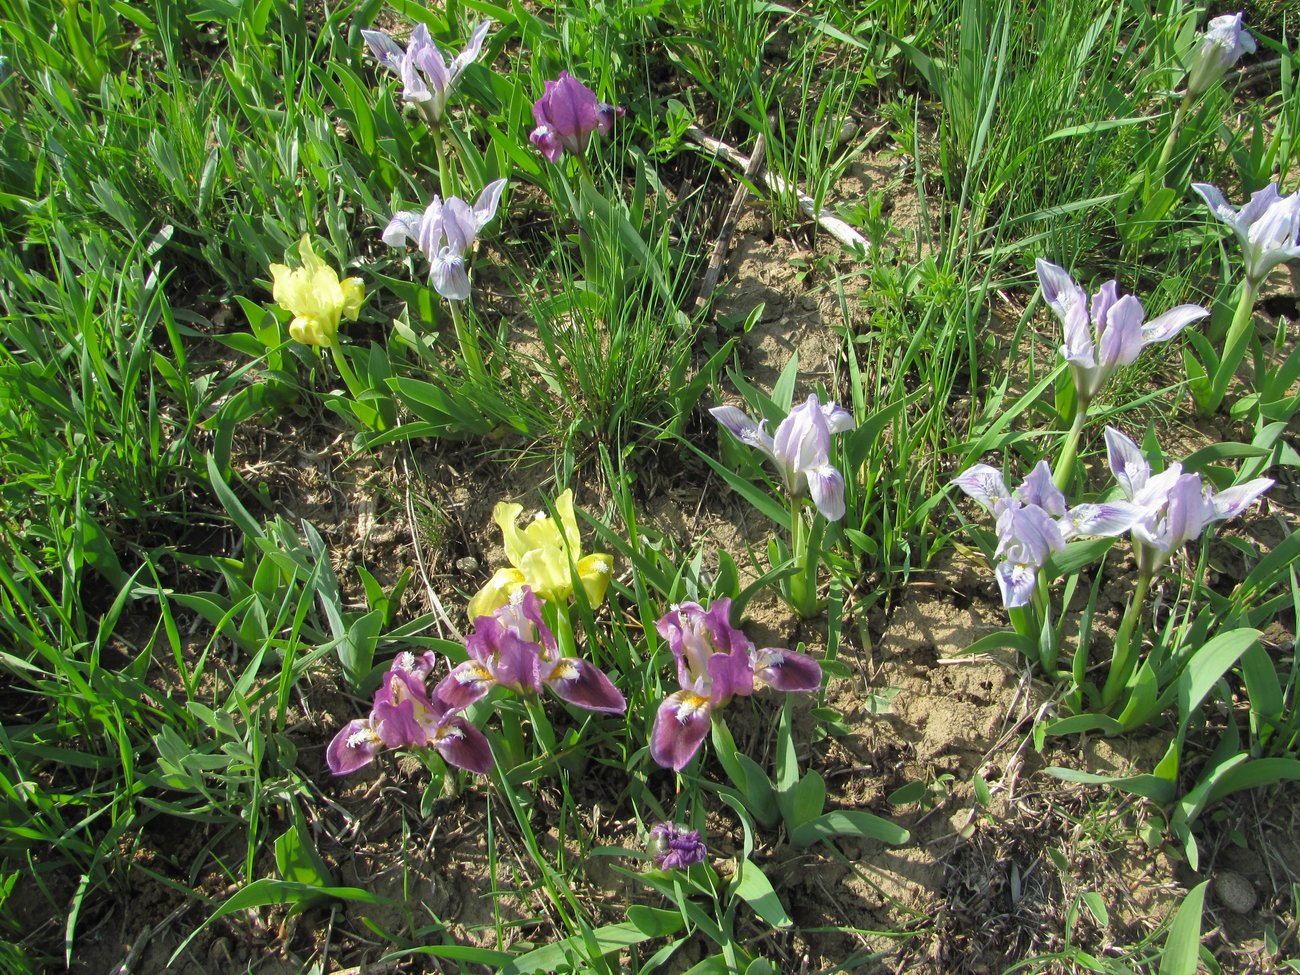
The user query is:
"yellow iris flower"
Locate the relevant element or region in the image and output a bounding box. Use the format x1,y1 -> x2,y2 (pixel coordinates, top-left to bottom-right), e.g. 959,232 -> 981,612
269,235 -> 365,347
468,489 -> 613,620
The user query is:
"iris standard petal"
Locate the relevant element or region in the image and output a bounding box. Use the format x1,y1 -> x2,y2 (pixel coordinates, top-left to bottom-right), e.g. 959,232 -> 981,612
773,395 -> 831,475
706,645 -> 755,704
1090,280 -> 1120,339
1017,460 -> 1066,517
493,501 -> 530,567
1164,473 -> 1215,549
821,401 -> 856,434
1096,293 -> 1146,368
1238,183 -> 1284,228
472,177 -> 508,230
439,197 -> 477,254
1103,427 -> 1150,500
450,21 -> 493,81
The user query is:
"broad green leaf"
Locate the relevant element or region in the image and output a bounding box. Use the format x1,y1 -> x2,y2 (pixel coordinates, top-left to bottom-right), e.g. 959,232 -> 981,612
1176,629 -> 1259,724
1158,881 -> 1208,975
500,910 -> 684,974
1045,768 -> 1176,804
732,859 -> 793,929
790,810 -> 909,849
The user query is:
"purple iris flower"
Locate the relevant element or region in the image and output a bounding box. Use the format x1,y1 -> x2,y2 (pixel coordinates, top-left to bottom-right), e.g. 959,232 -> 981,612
650,599 -> 821,771
383,179 -> 507,301
361,21 -> 492,124
529,72 -> 624,164
434,587 -> 626,715
1035,260 -> 1208,405
326,653 -> 493,775
648,822 -> 707,870
953,460 -> 1140,608
1185,13 -> 1256,99
711,394 -> 855,521
1191,181 -> 1300,288
1104,427 -> 1273,574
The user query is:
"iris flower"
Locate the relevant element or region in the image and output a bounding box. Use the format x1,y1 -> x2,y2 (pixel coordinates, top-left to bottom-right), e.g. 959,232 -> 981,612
467,489 -> 613,621
435,586 -> 625,714
1191,181 -> 1300,288
383,179 -> 507,301
361,21 -> 491,125
651,599 -> 821,771
648,823 -> 707,870
529,72 -> 624,163
1104,427 -> 1273,573
711,394 -> 855,520
269,236 -> 365,347
326,652 -> 492,775
1035,259 -> 1208,405
1185,13 -> 1256,99
953,460 -> 1140,608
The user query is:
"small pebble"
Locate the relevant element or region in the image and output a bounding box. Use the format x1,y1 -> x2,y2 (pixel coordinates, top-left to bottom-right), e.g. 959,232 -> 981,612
455,556 -> 479,574
1213,871 -> 1256,914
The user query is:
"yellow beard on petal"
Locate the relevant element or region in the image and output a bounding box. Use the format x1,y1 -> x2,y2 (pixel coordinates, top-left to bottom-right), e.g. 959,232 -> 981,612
674,693 -> 710,723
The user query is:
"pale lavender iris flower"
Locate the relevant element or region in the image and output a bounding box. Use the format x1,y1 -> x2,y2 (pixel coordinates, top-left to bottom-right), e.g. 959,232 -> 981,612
651,599 -> 821,771
711,394 -> 855,520
433,587 -> 625,715
361,21 -> 491,124
383,179 -> 507,300
529,72 -> 624,163
326,652 -> 492,775
1191,181 -> 1300,288
953,460 -> 1140,608
1104,427 -> 1273,574
648,822 -> 707,870
1035,259 -> 1208,405
1185,13 -> 1256,99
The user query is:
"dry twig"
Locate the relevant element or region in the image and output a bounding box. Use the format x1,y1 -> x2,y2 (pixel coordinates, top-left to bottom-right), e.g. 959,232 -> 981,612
684,124 -> 871,253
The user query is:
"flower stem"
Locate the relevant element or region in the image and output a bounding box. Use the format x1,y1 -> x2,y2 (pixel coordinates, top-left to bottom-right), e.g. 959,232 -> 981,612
1052,404 -> 1089,494
431,120 -> 459,199
327,339 -> 365,401
447,298 -> 487,384
1205,278 -> 1260,415
1101,569 -> 1153,709
786,497 -> 819,618
1152,98 -> 1189,188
